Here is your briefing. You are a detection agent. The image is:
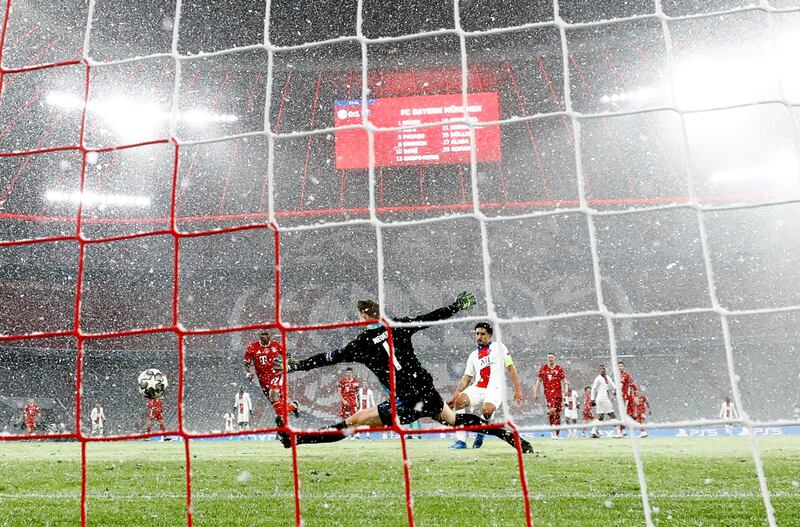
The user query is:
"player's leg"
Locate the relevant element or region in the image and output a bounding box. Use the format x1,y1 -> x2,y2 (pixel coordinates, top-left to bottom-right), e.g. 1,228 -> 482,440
606,410 -> 623,437
591,413 -> 604,438
146,418 -> 152,434
451,409 -> 468,448
544,398 -> 555,438
278,406 -> 385,447
436,401 -> 534,454
449,391 -> 472,449
553,396 -> 562,438
342,400 -> 355,441
621,398 -> 634,436
481,402 -> 497,421
269,393 -> 299,422
553,409 -> 562,439
269,376 -> 299,424
345,398 -> 358,439
473,395 -> 500,449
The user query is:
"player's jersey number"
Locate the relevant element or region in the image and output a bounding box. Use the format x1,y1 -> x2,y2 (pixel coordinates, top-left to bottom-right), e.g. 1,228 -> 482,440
383,341 -> 401,370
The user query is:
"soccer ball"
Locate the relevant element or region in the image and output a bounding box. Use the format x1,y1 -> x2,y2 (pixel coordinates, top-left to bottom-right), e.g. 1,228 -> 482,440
138,368 -> 168,399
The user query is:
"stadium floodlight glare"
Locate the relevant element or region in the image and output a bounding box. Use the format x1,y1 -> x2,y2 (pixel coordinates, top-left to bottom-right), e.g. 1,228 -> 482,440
44,190 -> 152,208
599,87 -> 662,106
44,92 -> 239,136
709,154 -> 800,185
775,28 -> 800,90
180,109 -> 239,124
672,56 -> 774,109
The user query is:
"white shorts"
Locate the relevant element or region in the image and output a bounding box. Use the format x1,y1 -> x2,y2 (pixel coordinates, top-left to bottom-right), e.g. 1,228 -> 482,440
462,385 -> 503,414
564,409 -> 578,420
92,421 -> 103,431
595,398 -> 615,415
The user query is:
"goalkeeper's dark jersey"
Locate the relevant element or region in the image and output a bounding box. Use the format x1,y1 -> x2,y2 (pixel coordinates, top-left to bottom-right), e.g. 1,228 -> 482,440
293,303 -> 460,404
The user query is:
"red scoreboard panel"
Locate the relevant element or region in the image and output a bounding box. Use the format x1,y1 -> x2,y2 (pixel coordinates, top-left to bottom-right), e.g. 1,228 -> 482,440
334,92 -> 501,170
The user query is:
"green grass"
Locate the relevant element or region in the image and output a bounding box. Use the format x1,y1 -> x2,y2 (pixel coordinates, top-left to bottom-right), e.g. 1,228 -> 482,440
0,436 -> 798,526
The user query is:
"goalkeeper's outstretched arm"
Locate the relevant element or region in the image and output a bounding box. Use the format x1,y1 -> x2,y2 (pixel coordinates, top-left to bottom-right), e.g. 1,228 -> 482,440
286,337 -> 364,373
395,292 -> 476,333
286,293 -> 475,372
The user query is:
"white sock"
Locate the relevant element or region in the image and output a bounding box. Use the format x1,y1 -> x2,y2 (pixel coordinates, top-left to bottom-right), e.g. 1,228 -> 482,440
455,408 -> 467,442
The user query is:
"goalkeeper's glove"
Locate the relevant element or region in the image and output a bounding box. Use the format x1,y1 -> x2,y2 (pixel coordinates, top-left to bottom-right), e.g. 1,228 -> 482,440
454,291 -> 476,311
591,400 -> 596,407
273,355 -> 299,373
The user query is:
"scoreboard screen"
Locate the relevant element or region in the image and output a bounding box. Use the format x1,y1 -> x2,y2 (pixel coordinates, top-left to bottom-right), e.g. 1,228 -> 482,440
333,92 -> 501,170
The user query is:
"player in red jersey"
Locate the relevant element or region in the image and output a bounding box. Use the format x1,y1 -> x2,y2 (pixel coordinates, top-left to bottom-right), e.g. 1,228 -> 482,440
617,361 -> 639,435
632,388 -> 650,437
581,386 -> 594,438
145,397 -> 166,434
243,329 -> 299,427
338,367 -> 360,420
21,399 -> 41,435
532,353 -> 567,438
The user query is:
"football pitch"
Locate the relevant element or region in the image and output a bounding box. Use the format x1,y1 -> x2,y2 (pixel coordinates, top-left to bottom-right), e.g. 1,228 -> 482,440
0,436 -> 798,526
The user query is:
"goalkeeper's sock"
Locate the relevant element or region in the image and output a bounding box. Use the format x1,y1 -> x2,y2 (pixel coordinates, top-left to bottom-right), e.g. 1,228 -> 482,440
280,421 -> 349,448
454,414 -> 534,454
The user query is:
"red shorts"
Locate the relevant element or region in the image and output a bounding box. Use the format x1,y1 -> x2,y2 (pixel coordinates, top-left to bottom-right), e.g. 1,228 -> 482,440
546,396 -> 563,413
269,374 -> 284,391
625,398 -> 635,416
258,374 -> 283,393
25,420 -> 36,429
340,399 -> 357,419
582,411 -> 594,421
633,413 -> 646,423
148,410 -> 163,420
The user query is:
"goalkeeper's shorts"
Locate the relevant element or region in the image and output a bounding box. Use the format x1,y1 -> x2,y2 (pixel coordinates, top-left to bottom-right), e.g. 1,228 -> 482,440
376,386 -> 444,426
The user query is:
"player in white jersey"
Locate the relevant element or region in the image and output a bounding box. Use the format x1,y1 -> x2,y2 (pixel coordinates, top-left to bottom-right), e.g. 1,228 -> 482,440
448,322 -> 524,449
590,365 -> 621,438
719,396 -> 739,435
563,385 -> 579,438
358,381 -> 376,410
90,402 -> 106,436
223,411 -> 236,433
235,387 -> 253,430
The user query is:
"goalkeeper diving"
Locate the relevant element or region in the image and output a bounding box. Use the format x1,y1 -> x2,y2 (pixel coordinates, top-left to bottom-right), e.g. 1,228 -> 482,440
277,292 -> 534,453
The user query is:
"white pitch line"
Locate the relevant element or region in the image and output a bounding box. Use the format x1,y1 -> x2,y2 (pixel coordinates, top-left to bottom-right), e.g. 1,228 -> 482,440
1,491 -> 797,501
